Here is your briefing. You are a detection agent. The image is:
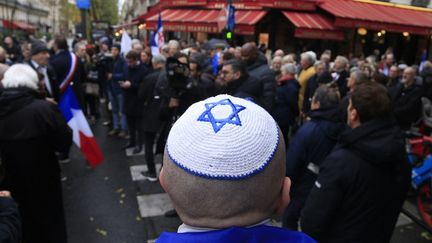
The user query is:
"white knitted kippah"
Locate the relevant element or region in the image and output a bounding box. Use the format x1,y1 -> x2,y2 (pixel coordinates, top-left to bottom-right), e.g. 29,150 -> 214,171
166,94 -> 279,180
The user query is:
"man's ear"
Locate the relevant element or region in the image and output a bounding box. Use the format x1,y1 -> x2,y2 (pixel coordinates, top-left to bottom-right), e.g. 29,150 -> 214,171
234,71 -> 241,80
275,177 -> 291,215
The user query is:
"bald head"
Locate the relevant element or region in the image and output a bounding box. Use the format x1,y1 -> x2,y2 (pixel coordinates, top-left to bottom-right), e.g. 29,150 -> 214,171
159,95 -> 291,229
161,133 -> 286,228
403,67 -> 416,86
241,42 -> 258,65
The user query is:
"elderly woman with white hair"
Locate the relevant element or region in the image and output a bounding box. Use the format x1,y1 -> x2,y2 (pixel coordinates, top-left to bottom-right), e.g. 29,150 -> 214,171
0,64 -> 72,243
272,63 -> 300,146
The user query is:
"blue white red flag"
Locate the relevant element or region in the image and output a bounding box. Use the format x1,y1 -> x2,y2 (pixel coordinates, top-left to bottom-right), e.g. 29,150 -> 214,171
59,87 -> 104,167
151,14 -> 164,56
420,50 -> 427,72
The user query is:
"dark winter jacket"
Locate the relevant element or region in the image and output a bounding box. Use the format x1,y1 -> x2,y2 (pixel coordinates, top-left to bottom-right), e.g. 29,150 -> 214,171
110,56 -> 128,95
390,83 -> 423,130
286,107 -> 345,199
0,196 -> 21,243
50,50 -> 84,104
272,77 -> 299,127
223,74 -> 264,107
301,118 -> 411,243
247,52 -> 276,112
123,63 -> 150,117
26,60 -> 60,102
139,68 -> 163,132
334,70 -> 349,98
0,88 -> 72,243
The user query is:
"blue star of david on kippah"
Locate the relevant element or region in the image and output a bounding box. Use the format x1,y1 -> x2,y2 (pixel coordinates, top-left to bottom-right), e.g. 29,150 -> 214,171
198,98 -> 246,133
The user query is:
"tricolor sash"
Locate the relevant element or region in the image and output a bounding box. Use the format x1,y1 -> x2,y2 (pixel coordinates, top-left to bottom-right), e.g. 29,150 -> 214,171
59,51 -> 78,93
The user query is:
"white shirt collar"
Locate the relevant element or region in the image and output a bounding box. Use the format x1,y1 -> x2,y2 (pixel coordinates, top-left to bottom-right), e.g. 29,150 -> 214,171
177,219 -> 272,233
31,60 -> 44,69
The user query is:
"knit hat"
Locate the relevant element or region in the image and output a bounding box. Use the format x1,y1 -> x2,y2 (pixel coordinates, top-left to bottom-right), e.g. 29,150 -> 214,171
30,41 -> 49,56
166,94 -> 279,180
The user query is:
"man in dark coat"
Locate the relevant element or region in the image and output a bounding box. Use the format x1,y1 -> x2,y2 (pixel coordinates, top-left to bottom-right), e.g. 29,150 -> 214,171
0,64 -> 72,243
272,63 -> 299,145
107,44 -> 128,137
301,82 -> 411,243
332,56 -> 349,98
3,36 -> 21,64
0,191 -> 21,243
217,59 -> 263,106
121,50 -> 150,153
138,54 -> 166,182
241,42 -> 275,112
26,40 -> 60,102
390,66 -> 423,130
50,37 -> 83,106
283,85 -> 343,230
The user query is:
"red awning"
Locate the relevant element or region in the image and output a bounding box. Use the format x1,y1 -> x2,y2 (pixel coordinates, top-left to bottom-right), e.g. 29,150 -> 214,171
319,0 -> 432,35
283,12 -> 344,41
1,20 -> 36,31
144,9 -> 267,35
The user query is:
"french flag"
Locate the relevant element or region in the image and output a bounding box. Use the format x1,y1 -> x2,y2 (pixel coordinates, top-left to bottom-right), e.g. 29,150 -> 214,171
59,87 -> 104,167
150,14 -> 164,56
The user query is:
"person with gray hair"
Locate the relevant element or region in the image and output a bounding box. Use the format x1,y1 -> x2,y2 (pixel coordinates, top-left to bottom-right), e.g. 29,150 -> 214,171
338,70 -> 371,123
0,64 -> 72,243
298,51 -> 317,111
283,84 -> 344,230
272,63 -> 300,145
137,54 -> 167,181
332,55 -> 349,97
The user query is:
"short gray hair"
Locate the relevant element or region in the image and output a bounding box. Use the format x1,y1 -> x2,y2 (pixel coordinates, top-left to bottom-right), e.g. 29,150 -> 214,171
2,64 -> 39,90
301,51 -> 317,65
350,70 -> 369,86
152,54 -> 166,64
74,42 -> 86,53
281,63 -> 296,74
335,55 -> 349,66
313,85 -> 340,109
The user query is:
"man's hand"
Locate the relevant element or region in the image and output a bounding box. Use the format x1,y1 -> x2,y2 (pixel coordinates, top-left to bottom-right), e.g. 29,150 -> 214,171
45,97 -> 57,105
120,80 -> 131,88
169,98 -> 180,108
0,191 -> 11,197
107,73 -> 112,80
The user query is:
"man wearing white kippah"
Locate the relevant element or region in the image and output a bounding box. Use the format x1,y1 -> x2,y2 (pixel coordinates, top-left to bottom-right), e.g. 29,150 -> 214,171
156,94 -> 316,242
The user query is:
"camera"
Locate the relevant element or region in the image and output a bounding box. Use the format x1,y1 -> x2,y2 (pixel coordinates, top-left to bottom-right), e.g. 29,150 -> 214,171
166,57 -> 190,95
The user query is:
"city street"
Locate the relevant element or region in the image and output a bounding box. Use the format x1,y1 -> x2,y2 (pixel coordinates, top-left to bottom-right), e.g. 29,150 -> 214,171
61,117 -> 432,243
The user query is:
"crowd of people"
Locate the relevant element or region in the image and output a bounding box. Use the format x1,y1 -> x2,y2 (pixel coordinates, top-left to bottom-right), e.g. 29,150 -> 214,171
0,33 -> 426,242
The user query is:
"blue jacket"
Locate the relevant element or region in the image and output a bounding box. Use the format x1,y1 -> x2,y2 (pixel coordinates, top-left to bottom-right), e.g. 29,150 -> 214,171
272,77 -> 300,127
110,56 -> 128,95
286,107 -> 345,198
156,225 -> 316,243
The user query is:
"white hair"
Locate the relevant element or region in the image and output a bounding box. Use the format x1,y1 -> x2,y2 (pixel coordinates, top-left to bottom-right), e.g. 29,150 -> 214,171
152,54 -> 166,64
301,51 -> 317,65
281,63 -> 297,74
2,64 -> 39,90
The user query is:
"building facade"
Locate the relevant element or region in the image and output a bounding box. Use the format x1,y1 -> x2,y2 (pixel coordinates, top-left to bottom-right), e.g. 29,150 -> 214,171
0,0 -> 61,35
